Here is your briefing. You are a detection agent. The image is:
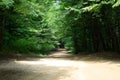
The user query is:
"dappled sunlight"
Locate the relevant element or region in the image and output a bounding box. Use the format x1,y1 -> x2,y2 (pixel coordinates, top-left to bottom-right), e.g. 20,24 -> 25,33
57,68 -> 87,80
15,59 -> 88,67
14,58 -> 120,80
1,0 -> 120,79
1,49 -> 120,80
14,59 -> 89,80
1,57 -> 120,80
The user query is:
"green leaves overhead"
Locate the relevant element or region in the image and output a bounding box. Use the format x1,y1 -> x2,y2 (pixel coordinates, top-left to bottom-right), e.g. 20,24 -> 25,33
67,0 -> 117,14
1,0 -> 120,54
14,0 -> 42,16
113,0 -> 120,7
0,0 -> 44,16
0,0 -> 58,53
0,0 -> 14,8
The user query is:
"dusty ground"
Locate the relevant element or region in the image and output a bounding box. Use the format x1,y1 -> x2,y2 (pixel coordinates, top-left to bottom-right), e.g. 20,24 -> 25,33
0,49 -> 120,80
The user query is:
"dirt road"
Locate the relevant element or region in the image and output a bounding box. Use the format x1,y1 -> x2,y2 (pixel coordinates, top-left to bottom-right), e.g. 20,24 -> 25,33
0,49 -> 120,80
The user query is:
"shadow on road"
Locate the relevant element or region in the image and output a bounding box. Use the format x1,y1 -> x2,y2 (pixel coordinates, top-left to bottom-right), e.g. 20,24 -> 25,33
0,49 -> 120,80
0,49 -> 120,63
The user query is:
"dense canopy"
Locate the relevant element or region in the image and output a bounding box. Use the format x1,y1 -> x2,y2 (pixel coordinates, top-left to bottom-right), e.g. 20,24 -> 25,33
0,0 -> 120,54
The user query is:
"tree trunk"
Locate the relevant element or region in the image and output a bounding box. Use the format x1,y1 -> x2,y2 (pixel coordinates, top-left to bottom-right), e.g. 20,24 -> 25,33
0,16 -> 5,52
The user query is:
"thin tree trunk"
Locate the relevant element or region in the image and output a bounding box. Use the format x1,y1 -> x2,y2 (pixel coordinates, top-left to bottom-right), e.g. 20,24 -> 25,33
0,16 -> 5,52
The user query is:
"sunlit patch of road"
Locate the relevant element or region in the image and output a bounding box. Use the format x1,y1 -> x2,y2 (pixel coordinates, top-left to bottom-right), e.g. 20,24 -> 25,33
16,59 -> 87,67
14,58 -> 120,80
0,49 -> 120,80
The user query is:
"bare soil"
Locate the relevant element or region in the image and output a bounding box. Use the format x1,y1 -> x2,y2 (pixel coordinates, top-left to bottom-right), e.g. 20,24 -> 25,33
0,49 -> 120,80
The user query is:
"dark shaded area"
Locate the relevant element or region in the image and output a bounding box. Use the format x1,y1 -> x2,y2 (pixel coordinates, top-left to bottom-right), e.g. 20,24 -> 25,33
0,49 -> 120,62
58,41 -> 65,48
64,1 -> 120,54
0,69 -> 28,80
71,52 -> 120,62
0,66 -> 62,80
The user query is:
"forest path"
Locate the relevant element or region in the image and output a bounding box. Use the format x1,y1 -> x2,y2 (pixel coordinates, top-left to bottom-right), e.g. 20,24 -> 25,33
0,49 -> 120,80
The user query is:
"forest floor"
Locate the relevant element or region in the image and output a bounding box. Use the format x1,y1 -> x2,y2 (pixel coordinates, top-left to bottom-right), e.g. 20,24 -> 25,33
0,49 -> 120,80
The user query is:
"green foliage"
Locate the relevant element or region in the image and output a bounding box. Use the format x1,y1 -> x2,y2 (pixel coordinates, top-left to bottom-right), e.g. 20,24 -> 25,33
113,0 -> 120,7
64,37 -> 74,51
5,38 -> 35,53
0,0 -> 58,54
14,0 -> 41,16
55,0 -> 120,53
0,0 -> 14,9
1,0 -> 120,55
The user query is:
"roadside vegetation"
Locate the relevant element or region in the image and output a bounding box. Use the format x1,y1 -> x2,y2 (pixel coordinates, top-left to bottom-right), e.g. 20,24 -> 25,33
0,0 -> 120,56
